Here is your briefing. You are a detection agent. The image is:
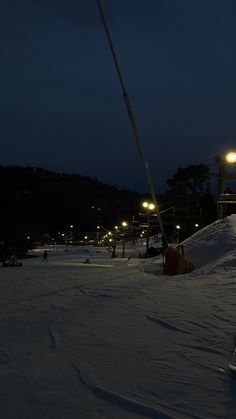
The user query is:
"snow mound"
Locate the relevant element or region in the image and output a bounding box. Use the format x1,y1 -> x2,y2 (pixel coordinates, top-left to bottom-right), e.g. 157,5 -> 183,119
182,214 -> 236,269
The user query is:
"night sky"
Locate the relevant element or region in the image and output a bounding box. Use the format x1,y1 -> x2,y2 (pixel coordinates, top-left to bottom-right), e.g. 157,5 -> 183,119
1,0 -> 236,192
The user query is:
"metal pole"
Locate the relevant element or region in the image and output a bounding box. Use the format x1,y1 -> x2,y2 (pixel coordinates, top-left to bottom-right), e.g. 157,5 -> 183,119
112,239 -> 116,258
96,0 -> 168,250
122,240 -> 125,257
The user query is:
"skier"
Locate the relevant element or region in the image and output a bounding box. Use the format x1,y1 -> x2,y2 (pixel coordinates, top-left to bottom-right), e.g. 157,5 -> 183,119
43,250 -> 48,262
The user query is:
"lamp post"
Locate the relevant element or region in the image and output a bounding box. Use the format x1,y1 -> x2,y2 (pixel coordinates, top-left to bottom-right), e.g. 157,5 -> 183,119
96,225 -> 100,243
215,151 -> 236,219
142,202 -> 155,256
121,221 -> 128,257
110,225 -> 119,257
175,224 -> 181,244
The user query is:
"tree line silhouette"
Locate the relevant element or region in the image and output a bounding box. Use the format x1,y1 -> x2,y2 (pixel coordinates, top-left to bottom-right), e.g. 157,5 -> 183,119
0,164 -> 216,258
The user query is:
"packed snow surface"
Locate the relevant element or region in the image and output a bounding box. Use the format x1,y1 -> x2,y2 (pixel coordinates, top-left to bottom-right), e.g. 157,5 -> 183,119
1,215 -> 236,418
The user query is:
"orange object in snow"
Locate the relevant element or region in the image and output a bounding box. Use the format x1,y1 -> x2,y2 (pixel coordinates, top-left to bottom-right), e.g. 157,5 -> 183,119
163,247 -> 194,275
163,247 -> 179,275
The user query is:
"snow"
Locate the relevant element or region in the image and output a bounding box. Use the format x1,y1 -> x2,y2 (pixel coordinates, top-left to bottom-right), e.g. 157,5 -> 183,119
1,216 -> 236,418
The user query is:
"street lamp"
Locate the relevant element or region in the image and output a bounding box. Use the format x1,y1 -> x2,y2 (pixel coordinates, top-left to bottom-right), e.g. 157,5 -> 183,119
121,221 -> 128,257
96,225 -> 100,244
142,201 -> 155,256
215,151 -> 236,219
225,152 -> 236,163
142,202 -> 155,211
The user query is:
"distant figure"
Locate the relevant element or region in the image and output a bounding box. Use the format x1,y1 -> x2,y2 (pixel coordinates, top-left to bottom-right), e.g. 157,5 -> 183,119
43,250 -> 48,262
10,254 -> 17,265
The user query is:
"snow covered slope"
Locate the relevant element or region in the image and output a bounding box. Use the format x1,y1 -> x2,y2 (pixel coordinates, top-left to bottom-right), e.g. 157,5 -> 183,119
183,214 -> 236,269
1,217 -> 236,418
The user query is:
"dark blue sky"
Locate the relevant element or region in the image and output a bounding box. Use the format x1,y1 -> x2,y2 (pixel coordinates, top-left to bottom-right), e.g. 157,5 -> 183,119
1,0 -> 236,192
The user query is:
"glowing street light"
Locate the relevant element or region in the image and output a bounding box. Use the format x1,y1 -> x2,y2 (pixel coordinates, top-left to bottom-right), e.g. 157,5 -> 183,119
225,152 -> 236,164
110,226 -> 119,258
142,201 -> 155,256
142,201 -> 155,211
121,221 -> 129,257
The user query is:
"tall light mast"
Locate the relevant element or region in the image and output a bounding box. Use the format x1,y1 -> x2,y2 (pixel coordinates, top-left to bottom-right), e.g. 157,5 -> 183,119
96,0 -> 168,249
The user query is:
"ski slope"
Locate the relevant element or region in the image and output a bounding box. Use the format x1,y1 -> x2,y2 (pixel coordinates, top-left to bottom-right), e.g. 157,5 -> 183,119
1,216 -> 236,418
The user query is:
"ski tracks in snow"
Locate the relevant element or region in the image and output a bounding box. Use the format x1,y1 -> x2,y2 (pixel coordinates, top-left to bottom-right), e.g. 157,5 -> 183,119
72,362 -> 188,419
145,315 -> 191,334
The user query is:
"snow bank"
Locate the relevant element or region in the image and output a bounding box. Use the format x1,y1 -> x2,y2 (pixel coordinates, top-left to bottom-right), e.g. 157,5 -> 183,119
182,215 -> 236,269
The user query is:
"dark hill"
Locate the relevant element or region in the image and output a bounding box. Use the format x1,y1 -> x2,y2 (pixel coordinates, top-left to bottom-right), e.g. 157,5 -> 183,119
0,165 -> 141,255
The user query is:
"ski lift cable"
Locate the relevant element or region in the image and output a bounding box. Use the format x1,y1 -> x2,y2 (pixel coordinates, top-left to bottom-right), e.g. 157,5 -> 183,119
96,0 -> 168,250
